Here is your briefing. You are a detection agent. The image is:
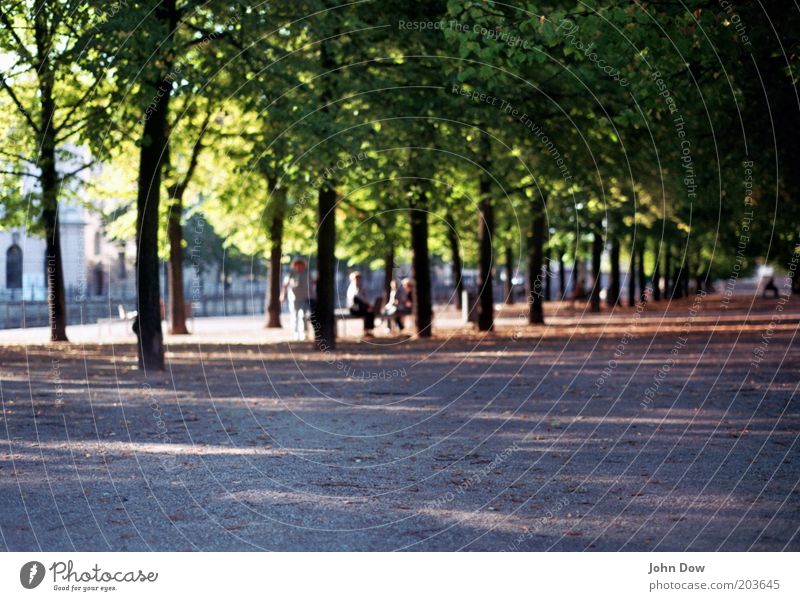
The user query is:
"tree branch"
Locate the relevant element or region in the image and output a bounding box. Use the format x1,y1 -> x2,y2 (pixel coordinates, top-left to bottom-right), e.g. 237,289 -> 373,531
167,110 -> 213,201
58,160 -> 96,184
0,76 -> 39,132
0,8 -> 36,66
0,169 -> 37,177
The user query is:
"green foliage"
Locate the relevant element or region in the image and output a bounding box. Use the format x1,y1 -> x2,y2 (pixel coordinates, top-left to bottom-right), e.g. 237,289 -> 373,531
3,0 -> 798,298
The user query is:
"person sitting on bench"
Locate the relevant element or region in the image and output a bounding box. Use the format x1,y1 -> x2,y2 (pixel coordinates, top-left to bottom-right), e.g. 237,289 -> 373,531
384,278 -> 413,331
347,271 -> 375,338
763,276 -> 779,299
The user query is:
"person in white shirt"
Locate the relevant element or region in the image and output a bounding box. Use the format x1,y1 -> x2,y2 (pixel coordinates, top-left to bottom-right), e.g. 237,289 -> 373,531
281,258 -> 312,340
384,278 -> 414,331
346,271 -> 375,337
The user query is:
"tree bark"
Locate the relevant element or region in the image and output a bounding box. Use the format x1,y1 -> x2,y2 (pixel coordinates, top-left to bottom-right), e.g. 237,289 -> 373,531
477,176 -> 494,331
683,256 -> 690,297
671,244 -> 684,300
315,184 -> 337,349
40,147 -> 68,342
134,2 -> 180,370
265,186 -> 286,328
504,245 -> 514,303
628,249 -> 636,307
135,92 -> 175,367
664,247 -> 673,300
559,251 -> 566,300
446,213 -> 463,309
165,113 -> 210,335
695,275 -> 705,294
410,191 -> 433,337
314,39 -> 337,350
136,96 -> 169,370
34,7 -> 68,342
652,239 -> 661,301
166,198 -> 188,334
383,246 -> 394,303
638,242 -> 647,302
544,248 -> 552,302
608,237 -> 620,307
42,206 -> 68,342
590,232 -> 603,313
672,265 -> 684,299
528,212 -> 545,324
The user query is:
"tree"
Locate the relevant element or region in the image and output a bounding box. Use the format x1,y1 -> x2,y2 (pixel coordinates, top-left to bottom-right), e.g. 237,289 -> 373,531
95,0 -> 245,368
164,108 -> 213,334
0,1 -> 117,341
476,144 -> 495,332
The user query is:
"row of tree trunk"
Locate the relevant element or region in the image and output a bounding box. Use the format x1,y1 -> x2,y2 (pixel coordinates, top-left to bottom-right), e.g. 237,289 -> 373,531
136,43 -> 699,367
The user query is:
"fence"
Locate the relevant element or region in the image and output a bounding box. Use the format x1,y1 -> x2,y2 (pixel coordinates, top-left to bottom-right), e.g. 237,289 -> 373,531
0,293 -> 270,329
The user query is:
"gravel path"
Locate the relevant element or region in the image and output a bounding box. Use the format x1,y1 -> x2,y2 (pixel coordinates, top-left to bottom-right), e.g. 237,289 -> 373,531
1,296 -> 798,551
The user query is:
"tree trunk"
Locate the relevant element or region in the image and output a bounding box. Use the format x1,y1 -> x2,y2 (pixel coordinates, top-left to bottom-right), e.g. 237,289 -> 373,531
314,40 -> 338,349
590,232 -> 603,313
265,189 -> 285,328
528,212 -> 545,324
383,246 -> 394,303
504,245 -> 514,303
167,198 -> 188,334
35,11 -> 68,342
410,191 -> 433,337
652,239 -> 661,301
477,177 -> 494,331
42,207 -> 68,342
672,265 -> 684,299
672,245 -> 684,300
638,243 -> 647,302
608,237 -> 620,307
559,252 -> 566,300
135,89 -> 171,369
133,0 -> 177,370
544,248 -> 552,302
315,184 -> 337,349
446,213 -> 463,309
40,151 -> 68,342
683,257 -> 690,297
165,112 -> 210,336
664,247 -> 672,300
628,250 -> 636,307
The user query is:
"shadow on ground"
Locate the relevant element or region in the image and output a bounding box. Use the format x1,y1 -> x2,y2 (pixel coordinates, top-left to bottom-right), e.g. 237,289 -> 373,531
1,298 -> 798,550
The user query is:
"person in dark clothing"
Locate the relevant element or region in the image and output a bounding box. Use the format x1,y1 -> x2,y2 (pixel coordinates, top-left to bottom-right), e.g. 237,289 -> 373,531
763,277 -> 779,298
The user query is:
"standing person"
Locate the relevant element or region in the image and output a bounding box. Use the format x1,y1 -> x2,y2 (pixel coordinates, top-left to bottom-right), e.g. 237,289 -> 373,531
346,271 -> 375,338
281,258 -> 311,341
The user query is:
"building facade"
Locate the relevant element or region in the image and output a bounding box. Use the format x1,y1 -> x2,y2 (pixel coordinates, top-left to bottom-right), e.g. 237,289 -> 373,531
0,201 -> 135,303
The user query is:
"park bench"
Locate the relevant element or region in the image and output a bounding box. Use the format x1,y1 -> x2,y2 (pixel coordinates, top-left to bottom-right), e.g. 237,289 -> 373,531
118,304 -> 138,321
334,307 -> 362,336
333,296 -> 385,336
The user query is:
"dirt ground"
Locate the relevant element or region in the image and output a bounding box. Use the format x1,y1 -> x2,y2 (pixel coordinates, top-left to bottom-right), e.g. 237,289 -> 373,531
1,295 -> 798,551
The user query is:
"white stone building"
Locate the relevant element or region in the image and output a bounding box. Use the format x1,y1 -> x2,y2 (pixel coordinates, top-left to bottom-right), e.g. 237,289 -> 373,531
0,201 -> 135,302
